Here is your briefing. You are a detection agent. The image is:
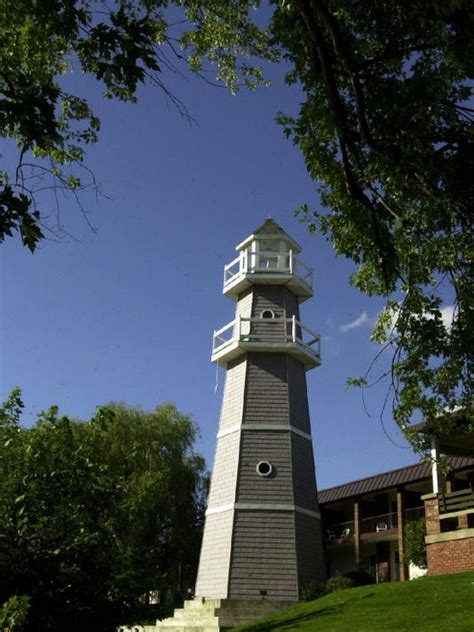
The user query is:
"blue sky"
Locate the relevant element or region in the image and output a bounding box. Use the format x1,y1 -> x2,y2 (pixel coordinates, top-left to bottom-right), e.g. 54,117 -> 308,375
0,54 -> 418,489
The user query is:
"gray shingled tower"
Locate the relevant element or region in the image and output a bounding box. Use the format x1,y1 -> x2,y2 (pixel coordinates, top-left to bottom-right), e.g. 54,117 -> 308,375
195,219 -> 325,604
120,221 -> 326,631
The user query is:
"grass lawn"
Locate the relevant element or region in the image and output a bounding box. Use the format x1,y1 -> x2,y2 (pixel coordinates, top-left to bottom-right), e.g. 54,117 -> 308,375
232,571 -> 474,631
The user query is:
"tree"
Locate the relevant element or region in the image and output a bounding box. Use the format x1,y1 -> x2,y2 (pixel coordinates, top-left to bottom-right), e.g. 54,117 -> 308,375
3,1 -> 472,440
0,0 -> 276,250
404,518 -> 427,570
269,1 -> 473,441
0,389 -> 208,632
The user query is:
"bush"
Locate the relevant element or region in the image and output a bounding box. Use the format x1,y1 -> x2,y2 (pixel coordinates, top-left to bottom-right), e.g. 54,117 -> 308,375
343,570 -> 376,587
302,575 -> 354,601
0,595 -> 30,631
301,580 -> 327,601
325,575 -> 354,593
404,518 -> 427,569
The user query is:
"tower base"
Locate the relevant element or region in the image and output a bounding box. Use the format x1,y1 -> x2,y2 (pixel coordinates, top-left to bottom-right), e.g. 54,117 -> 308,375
119,597 -> 296,631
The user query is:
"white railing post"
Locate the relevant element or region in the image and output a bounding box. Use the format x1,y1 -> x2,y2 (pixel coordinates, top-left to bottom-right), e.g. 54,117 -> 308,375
431,436 -> 440,494
292,315 -> 296,342
289,250 -> 293,274
237,315 -> 242,341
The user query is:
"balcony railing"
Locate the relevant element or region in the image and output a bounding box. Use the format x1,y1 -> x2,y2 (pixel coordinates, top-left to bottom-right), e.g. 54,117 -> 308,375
439,487 -> 474,515
361,511 -> 398,534
404,506 -> 425,522
325,507 -> 426,542
212,315 -> 320,362
326,520 -> 354,542
223,249 -> 313,293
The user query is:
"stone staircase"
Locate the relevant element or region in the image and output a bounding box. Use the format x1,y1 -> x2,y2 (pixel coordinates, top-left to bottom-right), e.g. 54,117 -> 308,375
119,597 -> 296,632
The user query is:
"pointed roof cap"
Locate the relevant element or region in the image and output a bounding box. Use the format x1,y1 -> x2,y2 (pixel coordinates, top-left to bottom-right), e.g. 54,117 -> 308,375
235,218 -> 302,253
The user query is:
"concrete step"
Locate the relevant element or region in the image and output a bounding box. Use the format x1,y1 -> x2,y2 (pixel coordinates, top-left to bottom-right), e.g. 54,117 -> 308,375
132,597 -> 295,631
170,614 -> 219,625
155,627 -> 220,632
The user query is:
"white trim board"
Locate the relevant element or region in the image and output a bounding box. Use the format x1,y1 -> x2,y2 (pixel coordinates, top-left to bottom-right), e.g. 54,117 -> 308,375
206,502 -> 320,519
217,424 -> 312,442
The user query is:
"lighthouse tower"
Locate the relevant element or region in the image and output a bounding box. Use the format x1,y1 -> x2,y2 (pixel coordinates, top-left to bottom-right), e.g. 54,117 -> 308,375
195,219 -> 325,606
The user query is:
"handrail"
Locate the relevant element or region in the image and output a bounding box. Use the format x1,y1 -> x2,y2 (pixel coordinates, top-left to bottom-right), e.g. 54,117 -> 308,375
439,487 -> 474,514
212,315 -> 321,357
360,511 -> 397,533
222,248 -> 313,290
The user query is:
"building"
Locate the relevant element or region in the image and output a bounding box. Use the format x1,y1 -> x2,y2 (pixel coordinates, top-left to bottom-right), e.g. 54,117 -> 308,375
319,456 -> 474,582
138,219 -> 325,630
196,219 -> 324,611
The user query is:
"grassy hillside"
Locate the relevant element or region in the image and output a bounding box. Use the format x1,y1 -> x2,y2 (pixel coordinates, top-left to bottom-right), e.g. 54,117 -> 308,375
232,571 -> 474,631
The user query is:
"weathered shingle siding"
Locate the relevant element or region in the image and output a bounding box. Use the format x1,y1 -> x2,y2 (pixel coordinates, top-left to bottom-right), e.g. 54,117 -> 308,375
195,510 -> 234,598
282,287 -> 300,319
243,353 -> 289,425
288,355 -> 311,434
252,286 -> 285,315
218,356 -> 247,432
228,510 -> 299,601
249,286 -> 287,340
291,433 -> 319,512
208,430 -> 241,507
295,512 -> 325,590
236,430 -> 294,503
236,287 -> 253,318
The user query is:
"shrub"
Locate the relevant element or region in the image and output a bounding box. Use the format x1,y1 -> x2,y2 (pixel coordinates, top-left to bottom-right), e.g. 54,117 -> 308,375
0,596 -> 30,631
343,570 -> 376,586
302,575 -> 354,601
404,518 -> 427,569
301,580 -> 328,601
325,575 -> 354,593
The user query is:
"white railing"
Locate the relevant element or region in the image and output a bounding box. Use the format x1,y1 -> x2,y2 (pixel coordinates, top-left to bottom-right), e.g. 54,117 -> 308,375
223,249 -> 313,292
212,315 -> 320,359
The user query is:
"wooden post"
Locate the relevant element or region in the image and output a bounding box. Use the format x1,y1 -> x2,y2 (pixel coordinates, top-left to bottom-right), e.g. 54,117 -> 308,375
354,499 -> 361,570
397,489 -> 408,581
431,436 -> 440,494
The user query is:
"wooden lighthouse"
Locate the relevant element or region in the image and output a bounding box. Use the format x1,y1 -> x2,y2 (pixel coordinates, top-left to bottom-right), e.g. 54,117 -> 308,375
195,219 -> 325,609
137,220 -> 325,631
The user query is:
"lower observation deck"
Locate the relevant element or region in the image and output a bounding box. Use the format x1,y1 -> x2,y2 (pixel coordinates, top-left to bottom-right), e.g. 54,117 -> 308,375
212,316 -> 321,370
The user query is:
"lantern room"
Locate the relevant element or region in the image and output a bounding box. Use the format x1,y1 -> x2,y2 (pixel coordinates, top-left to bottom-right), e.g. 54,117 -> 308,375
222,218 -> 314,302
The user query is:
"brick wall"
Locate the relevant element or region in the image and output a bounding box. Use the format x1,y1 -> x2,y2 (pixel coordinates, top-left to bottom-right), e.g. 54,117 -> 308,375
423,492 -> 474,576
427,538 -> 474,576
424,495 -> 440,535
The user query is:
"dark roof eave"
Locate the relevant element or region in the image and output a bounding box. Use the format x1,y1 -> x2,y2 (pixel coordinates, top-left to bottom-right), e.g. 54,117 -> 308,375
318,456 -> 474,505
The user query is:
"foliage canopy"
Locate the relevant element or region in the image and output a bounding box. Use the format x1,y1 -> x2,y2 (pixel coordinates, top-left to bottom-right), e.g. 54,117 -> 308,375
0,388 -> 208,632
404,518 -> 427,570
2,0 -> 472,440
270,0 -> 473,441
0,0 -> 275,249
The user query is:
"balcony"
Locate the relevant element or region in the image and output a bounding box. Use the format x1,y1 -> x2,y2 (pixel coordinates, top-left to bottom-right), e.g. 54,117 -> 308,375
326,507 -> 426,544
325,521 -> 354,544
404,506 -> 425,522
361,512 -> 397,535
223,250 -> 314,302
211,315 -> 321,370
439,487 -> 474,515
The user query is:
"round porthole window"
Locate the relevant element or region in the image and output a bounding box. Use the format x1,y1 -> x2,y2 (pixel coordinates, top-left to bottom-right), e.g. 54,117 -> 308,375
261,309 -> 275,319
256,461 -> 273,477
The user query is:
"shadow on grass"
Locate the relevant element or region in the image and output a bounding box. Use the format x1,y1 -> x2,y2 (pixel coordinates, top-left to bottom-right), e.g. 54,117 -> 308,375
239,593 -> 376,631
